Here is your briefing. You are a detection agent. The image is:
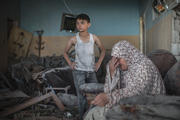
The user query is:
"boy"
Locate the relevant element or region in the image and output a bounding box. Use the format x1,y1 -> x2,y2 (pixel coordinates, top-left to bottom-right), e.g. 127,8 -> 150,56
63,13 -> 105,120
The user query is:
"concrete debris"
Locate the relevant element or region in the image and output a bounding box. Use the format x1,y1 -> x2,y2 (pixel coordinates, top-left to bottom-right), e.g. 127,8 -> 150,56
106,95 -> 180,120
1,49 -> 179,120
57,93 -> 78,107
79,83 -> 104,94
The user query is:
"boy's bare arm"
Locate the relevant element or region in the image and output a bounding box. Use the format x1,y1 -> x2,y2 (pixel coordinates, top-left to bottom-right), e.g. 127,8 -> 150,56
63,37 -> 76,69
93,35 -> 105,71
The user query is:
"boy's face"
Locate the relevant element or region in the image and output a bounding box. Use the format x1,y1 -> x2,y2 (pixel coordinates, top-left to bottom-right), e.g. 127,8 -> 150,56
76,19 -> 91,32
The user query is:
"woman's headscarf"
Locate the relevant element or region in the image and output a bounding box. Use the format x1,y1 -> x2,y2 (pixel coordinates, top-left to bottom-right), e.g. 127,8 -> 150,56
105,41 -> 146,93
104,40 -> 165,108
111,40 -> 145,66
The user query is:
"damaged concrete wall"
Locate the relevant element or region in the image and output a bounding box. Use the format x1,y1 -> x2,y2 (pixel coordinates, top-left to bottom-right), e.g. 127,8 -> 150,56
28,36 -> 139,57
0,0 -> 20,72
171,11 -> 180,60
8,26 -> 33,59
139,0 -> 172,54
7,26 -> 139,57
145,10 -> 180,60
146,12 -> 172,54
19,0 -> 140,56
20,0 -> 140,36
140,0 -> 180,61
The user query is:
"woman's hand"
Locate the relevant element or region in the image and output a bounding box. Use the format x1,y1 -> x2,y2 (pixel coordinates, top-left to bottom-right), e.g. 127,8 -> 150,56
91,93 -> 109,107
109,57 -> 119,77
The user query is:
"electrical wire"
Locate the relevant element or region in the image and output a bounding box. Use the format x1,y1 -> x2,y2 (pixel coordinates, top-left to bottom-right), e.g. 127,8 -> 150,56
62,0 -> 73,13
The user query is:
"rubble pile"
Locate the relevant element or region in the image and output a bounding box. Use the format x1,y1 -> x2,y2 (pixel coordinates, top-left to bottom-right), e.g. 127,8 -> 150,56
0,49 -> 179,120
106,95 -> 180,120
0,51 -> 79,119
0,51 -> 111,120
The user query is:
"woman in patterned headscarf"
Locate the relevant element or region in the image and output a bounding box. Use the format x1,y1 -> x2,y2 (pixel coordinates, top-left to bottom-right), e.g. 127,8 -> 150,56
84,40 -> 165,120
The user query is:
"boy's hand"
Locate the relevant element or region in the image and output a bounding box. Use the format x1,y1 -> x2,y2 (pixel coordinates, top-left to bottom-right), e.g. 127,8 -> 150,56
70,62 -> 76,70
95,62 -> 101,72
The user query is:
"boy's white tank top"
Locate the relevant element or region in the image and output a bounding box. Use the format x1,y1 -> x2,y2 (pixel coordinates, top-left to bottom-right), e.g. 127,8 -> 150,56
75,32 -> 95,71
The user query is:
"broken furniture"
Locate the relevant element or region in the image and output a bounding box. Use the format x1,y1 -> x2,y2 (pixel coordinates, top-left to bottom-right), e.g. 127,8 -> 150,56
147,49 -> 177,78
32,66 -> 76,94
45,85 -> 71,94
164,61 -> 180,95
35,30 -> 44,57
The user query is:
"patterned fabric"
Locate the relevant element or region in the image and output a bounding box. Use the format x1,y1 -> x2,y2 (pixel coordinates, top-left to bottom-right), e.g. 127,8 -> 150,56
104,40 -> 166,108
84,106 -> 106,120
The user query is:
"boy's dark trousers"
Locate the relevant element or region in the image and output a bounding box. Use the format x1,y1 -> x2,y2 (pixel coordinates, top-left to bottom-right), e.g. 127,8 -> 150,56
72,70 -> 98,120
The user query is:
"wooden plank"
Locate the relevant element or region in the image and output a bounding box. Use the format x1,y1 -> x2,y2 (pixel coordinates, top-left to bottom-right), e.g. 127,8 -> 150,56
51,93 -> 65,111
0,90 -> 29,100
0,92 -> 65,117
34,116 -> 60,120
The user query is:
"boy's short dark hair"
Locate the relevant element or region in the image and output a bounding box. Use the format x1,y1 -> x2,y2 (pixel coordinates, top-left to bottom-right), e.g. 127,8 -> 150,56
76,13 -> 90,23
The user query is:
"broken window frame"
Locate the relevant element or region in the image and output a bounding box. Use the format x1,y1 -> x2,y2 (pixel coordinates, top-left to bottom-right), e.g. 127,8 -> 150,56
60,13 -> 77,33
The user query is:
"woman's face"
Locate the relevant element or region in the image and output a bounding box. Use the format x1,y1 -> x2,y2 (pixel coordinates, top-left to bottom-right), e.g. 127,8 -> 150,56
111,56 -> 128,71
118,58 -> 128,71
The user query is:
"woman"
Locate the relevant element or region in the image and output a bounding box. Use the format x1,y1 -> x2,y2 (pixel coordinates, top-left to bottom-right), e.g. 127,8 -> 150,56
84,40 -> 165,120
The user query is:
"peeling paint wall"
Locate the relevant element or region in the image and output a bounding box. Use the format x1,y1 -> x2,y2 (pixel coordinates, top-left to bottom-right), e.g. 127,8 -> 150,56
140,0 -> 180,61
28,35 -> 139,57
19,0 -> 140,56
8,26 -> 139,57
20,0 -> 140,36
146,12 -> 172,53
